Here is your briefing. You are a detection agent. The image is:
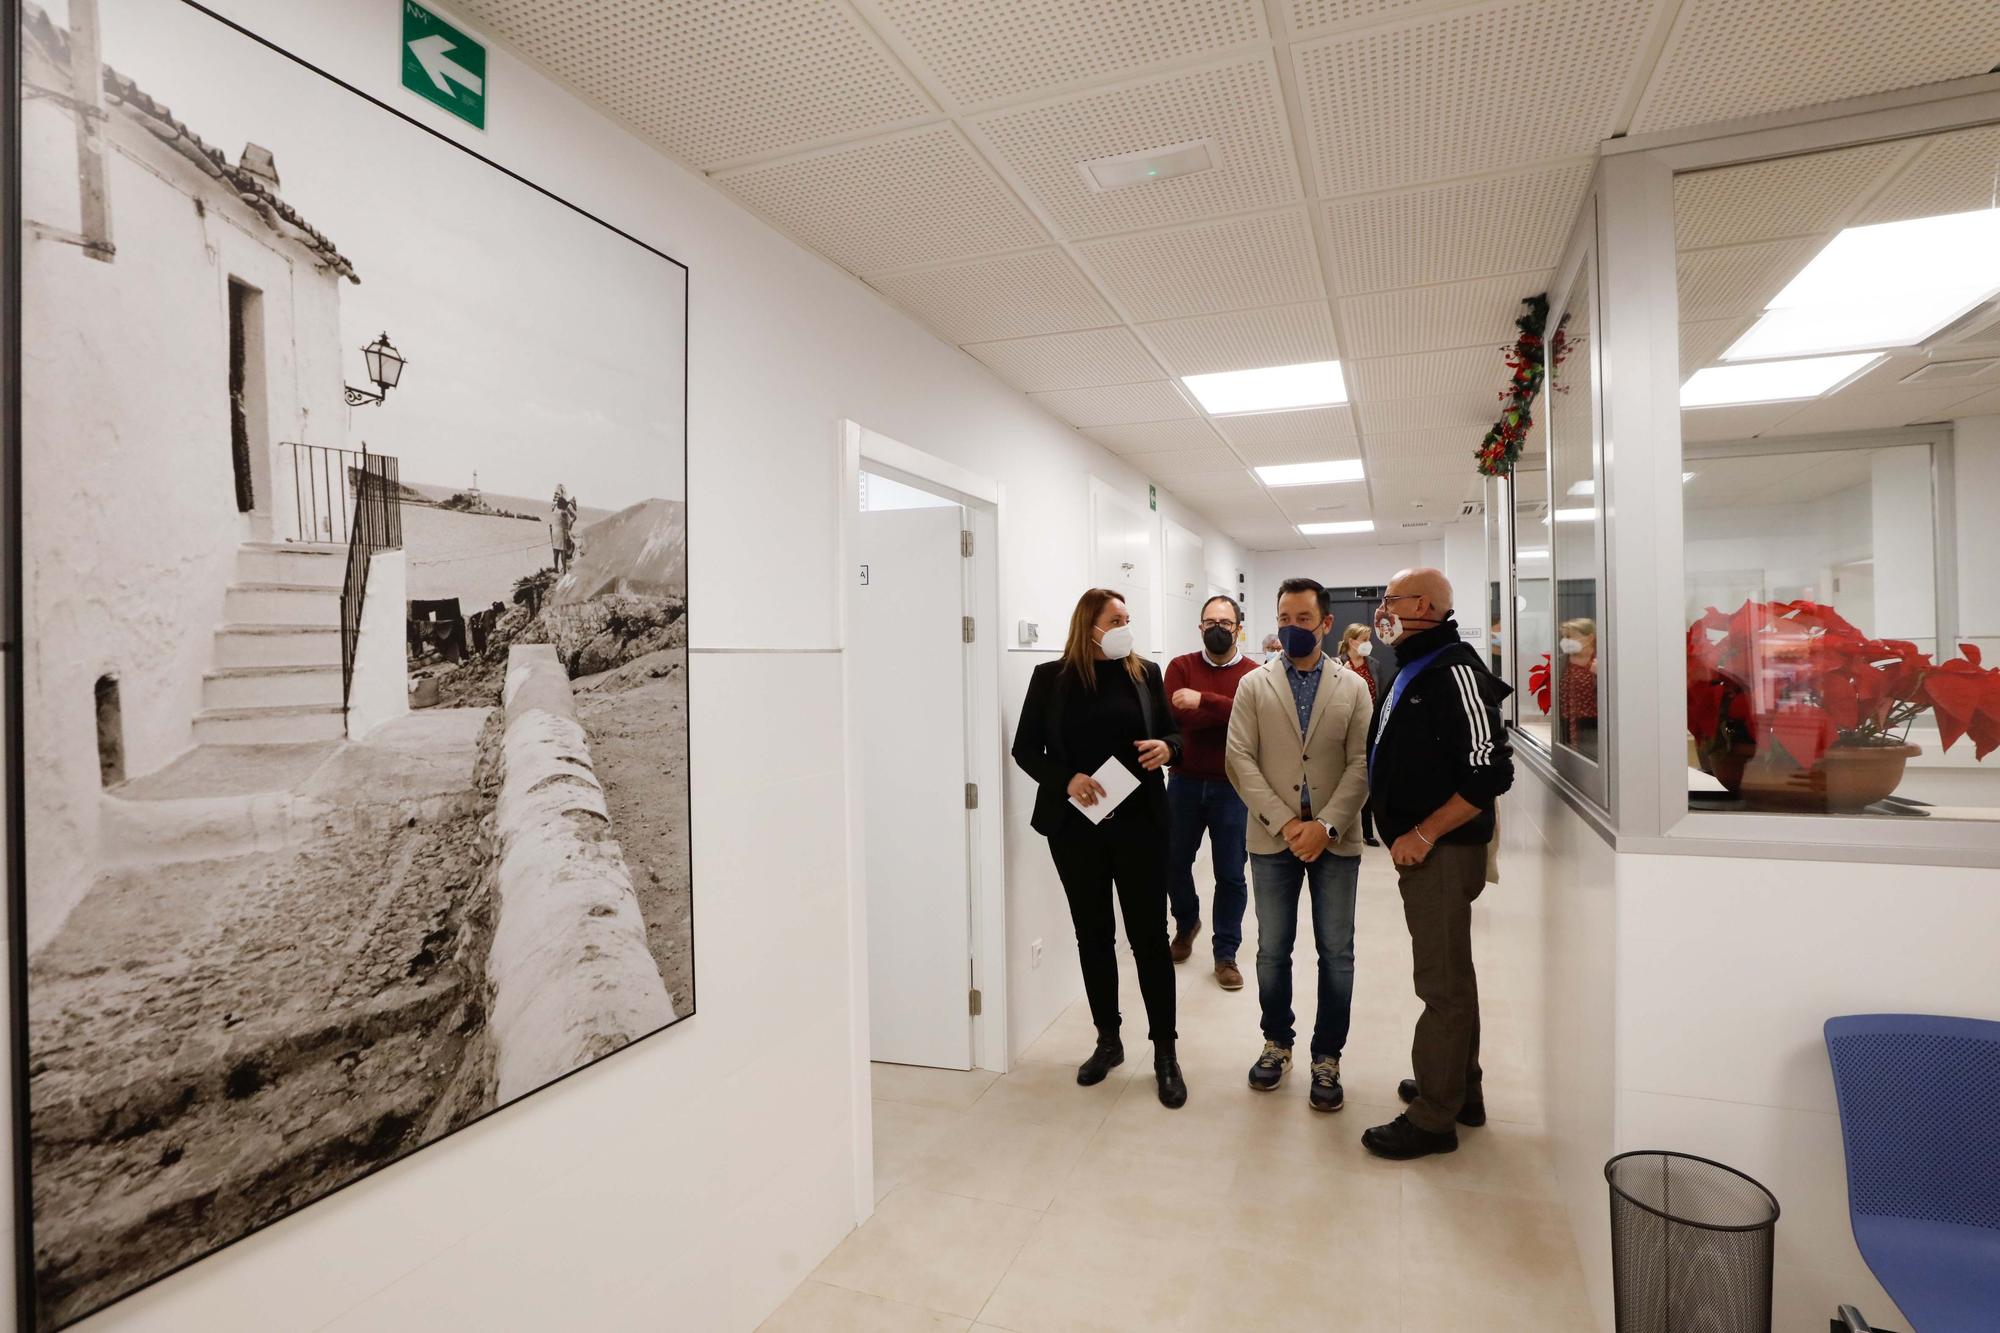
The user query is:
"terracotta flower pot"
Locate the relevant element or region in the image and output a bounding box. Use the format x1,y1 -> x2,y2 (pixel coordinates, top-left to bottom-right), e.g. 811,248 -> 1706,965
1708,741 -> 1921,813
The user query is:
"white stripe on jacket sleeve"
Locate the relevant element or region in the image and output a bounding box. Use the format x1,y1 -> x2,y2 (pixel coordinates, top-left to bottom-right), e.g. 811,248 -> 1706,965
1450,664 -> 1494,768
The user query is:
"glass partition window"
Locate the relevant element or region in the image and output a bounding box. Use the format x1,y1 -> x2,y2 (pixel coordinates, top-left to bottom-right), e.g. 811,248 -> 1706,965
1485,473 -> 1510,708
1674,123 -> 2000,821
1546,259 -> 1604,767
1510,454 -> 1552,751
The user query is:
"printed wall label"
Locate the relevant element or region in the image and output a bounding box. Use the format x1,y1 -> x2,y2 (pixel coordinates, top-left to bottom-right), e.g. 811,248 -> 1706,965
402,1 -> 485,128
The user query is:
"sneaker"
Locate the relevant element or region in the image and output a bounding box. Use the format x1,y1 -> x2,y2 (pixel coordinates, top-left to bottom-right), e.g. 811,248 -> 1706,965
1397,1078 -> 1487,1127
1309,1056 -> 1344,1112
1213,959 -> 1244,991
1247,1042 -> 1292,1091
1076,1039 -> 1123,1087
1155,1055 -> 1187,1109
1170,923 -> 1200,963
1362,1113 -> 1459,1160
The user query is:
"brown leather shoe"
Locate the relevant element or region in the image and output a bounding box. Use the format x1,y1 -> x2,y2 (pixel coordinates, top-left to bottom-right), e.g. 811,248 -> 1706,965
1214,960 -> 1244,991
1170,923 -> 1198,963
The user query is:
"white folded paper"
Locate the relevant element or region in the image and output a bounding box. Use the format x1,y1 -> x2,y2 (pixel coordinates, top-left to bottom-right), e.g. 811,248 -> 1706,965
1068,756 -> 1141,824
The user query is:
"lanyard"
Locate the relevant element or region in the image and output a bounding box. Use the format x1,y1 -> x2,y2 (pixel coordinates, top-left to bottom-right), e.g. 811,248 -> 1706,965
1369,644 -> 1455,785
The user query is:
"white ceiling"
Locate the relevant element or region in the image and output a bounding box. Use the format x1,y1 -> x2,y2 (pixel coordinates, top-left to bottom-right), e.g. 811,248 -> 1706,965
453,0 -> 2000,553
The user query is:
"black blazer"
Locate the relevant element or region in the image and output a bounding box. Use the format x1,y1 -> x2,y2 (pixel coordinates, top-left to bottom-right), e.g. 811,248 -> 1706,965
1011,657 -> 1182,838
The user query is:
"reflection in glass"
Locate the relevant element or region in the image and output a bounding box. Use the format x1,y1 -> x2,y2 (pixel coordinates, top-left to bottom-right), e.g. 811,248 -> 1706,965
1547,263 -> 1601,761
1512,456 -> 1552,751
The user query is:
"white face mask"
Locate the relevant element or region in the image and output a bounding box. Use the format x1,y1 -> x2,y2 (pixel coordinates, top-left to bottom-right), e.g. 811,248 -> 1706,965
1097,625 -> 1135,660
1374,613 -> 1403,645
1351,640 -> 1373,658
1560,637 -> 1584,655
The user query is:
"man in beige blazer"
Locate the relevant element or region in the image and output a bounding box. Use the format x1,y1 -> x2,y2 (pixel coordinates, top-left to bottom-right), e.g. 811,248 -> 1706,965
1224,577 -> 1372,1113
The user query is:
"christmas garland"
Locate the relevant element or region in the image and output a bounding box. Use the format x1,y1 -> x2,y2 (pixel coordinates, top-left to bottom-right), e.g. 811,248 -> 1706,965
1475,293 -> 1569,478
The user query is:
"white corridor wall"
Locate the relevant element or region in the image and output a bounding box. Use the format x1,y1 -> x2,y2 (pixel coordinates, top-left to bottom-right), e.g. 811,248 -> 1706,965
0,1 -> 1249,1328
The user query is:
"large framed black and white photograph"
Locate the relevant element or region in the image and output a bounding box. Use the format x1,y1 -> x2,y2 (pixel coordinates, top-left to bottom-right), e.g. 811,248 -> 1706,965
6,2 -> 692,1326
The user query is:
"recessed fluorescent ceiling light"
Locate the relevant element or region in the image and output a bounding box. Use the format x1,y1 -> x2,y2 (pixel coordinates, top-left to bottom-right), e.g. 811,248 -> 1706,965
1722,208 -> 2000,361
1255,458 -> 1364,487
1681,353 -> 1879,408
1182,360 -> 1346,414
1517,547 -> 1550,559
1298,519 -> 1373,535
1552,507 -> 1594,522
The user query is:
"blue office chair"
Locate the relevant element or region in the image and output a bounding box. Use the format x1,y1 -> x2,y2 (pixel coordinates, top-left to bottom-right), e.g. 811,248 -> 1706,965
1823,1014 -> 2000,1333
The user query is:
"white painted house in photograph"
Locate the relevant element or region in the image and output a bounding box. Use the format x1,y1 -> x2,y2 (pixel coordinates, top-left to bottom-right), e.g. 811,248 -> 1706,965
18,3 -> 406,949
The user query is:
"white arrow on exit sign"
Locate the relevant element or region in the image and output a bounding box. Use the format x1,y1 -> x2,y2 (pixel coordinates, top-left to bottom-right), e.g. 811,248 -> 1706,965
408,34 -> 483,97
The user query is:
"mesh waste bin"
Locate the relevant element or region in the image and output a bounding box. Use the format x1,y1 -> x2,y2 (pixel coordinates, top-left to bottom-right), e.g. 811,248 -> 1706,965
1606,1151 -> 1780,1333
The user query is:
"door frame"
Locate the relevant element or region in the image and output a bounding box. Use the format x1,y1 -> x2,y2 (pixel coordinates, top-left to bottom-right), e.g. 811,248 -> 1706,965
835,420 -> 1010,1223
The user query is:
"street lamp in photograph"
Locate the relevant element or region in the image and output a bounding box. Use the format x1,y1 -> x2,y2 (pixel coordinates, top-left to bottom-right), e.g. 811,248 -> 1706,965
344,331 -> 406,406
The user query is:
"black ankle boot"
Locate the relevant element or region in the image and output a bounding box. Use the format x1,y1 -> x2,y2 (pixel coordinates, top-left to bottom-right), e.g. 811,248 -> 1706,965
1077,1037 -> 1124,1086
1154,1045 -> 1187,1109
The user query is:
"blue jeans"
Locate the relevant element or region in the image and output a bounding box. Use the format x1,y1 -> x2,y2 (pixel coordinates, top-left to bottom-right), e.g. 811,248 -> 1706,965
1251,850 -> 1360,1059
1166,775 -> 1248,962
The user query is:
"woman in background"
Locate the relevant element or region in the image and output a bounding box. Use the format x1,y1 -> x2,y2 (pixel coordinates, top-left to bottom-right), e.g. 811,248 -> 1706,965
1012,589 -> 1187,1108
1560,617 -> 1600,752
1338,624 -> 1382,847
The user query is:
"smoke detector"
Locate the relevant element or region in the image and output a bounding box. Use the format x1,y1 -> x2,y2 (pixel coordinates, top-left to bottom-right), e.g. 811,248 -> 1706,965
1078,140 -> 1219,193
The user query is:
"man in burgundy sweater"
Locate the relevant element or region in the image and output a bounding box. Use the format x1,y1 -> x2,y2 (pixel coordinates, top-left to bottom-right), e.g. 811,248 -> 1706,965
1163,594 -> 1261,989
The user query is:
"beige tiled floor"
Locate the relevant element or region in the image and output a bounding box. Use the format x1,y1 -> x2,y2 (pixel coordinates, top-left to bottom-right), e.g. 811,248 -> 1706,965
762,852 -> 1592,1332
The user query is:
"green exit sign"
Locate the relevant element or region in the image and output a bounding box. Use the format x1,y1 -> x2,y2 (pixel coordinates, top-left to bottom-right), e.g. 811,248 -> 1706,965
1148,484 -> 1157,512
402,2 -> 486,129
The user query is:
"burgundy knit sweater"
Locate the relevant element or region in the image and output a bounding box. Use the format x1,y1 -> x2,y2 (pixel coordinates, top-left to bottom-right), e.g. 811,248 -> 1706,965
1163,651 -> 1260,782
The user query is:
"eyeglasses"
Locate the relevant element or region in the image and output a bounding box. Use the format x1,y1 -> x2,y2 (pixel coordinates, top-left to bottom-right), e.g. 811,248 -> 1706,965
1375,593 -> 1423,609
1199,618 -> 1239,631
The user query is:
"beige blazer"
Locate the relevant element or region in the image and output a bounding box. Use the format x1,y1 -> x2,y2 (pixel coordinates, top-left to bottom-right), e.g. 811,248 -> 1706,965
1224,654 -> 1372,857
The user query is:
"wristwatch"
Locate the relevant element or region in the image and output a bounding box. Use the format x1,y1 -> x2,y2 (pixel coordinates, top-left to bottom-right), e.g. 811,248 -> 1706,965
1317,818 -> 1337,840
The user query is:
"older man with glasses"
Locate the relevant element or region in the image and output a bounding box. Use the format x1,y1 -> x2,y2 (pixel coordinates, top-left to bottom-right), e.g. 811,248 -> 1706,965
1162,594 -> 1261,988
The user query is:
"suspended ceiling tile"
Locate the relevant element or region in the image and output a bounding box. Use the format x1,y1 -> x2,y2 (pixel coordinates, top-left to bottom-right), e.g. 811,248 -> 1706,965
1169,489 -> 1285,518
1322,162 -> 1593,295
1078,210 -> 1324,321
1674,239 -> 1817,323
1338,271 -> 1552,358
714,125 -> 1048,274
1363,428 -> 1485,480
1371,475 -> 1483,510
1168,470 -> 1267,496
867,249 -> 1116,342
1028,381 -> 1199,428
1630,0 -> 2000,135
1139,302 -> 1339,377
1941,386 -> 2000,417
1678,403 -> 1800,443
1268,481 -> 1372,515
1679,316 -> 1752,376
1357,391 -> 1497,434
1211,405 -> 1359,448
1671,140 -> 1910,251
1766,384 -> 1991,435
862,0 -> 1268,109
1143,450 -> 1251,480
1233,437 -> 1364,467
1854,123 -> 2000,225
1223,518 -> 1310,551
965,56 -> 1301,239
1292,0 -> 1665,196
1283,0 -> 1466,36
1086,419 -> 1225,453
456,0 -> 934,168
1345,345 -> 1500,401
962,327 -> 1163,392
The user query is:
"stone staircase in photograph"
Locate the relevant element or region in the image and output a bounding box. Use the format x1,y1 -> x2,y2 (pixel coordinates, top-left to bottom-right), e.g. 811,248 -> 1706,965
198,541 -> 349,744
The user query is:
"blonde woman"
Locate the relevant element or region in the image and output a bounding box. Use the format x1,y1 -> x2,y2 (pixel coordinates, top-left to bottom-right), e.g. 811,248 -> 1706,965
1011,589 -> 1188,1108
1338,623 -> 1382,846
1559,617 -> 1599,752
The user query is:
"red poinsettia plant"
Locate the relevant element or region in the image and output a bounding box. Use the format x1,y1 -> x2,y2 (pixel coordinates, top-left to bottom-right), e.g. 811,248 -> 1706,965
1528,653 -> 1553,713
1686,599 -> 2000,771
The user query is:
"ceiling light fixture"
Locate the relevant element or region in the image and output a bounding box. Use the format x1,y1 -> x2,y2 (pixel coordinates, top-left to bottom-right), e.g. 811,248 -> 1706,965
1078,140 -> 1217,193
1681,353 -> 1880,408
1182,360 -> 1347,415
1254,458 -> 1364,487
1722,208 -> 2000,362
1298,519 -> 1374,536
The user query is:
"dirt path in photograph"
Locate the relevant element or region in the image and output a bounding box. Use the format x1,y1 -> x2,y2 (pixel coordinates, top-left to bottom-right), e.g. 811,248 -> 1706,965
574,647 -> 692,1017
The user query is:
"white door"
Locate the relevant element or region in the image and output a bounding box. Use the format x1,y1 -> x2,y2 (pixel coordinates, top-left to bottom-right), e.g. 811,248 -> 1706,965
856,505 -> 974,1069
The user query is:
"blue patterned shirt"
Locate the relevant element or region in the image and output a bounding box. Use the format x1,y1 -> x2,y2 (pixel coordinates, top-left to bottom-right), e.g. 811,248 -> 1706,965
1283,654 -> 1325,815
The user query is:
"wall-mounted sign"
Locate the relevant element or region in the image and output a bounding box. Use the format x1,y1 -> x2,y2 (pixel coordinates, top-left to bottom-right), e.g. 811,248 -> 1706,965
402,1 -> 486,129
1148,483 -> 1157,512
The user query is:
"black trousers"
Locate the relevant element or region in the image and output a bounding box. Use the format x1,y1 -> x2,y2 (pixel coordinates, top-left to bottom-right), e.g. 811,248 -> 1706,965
1048,808 -> 1178,1045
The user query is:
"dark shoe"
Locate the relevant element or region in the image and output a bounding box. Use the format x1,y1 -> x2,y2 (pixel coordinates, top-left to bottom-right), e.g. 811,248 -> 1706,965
1362,1113 -> 1459,1160
1309,1056 -> 1344,1112
1170,923 -> 1199,963
1214,959 -> 1244,991
1363,835 -> 1381,847
1076,1039 -> 1124,1086
1247,1041 -> 1292,1091
1154,1055 -> 1187,1109
1397,1078 -> 1487,1127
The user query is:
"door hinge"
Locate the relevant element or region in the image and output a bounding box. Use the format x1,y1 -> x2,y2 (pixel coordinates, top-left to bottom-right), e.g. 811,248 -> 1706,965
968,987 -> 983,1016
961,529 -> 974,557
965,782 -> 979,810
962,615 -> 975,643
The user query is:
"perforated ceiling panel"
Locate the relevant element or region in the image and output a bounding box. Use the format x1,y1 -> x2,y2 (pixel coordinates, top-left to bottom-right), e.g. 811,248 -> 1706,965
1078,210 -> 1324,321
1768,384 -> 1991,435
1672,141 -> 1910,251
1339,272 -> 1552,358
1233,438 -> 1363,467
1323,162 -> 1593,294
962,327 -> 1163,392
1680,402 -> 1797,443
1358,392 -> 1497,434
1212,405 -> 1357,448
1854,124 -> 2000,226
1371,476 -> 1482,511
1679,317 -> 1750,375
1364,429 -> 1484,479
1168,470 -> 1268,496
1293,0 -> 1664,196
863,0 -> 1267,109
1141,447 -> 1257,478
1674,239 -> 1816,322
1139,302 -> 1339,377
1631,0 -> 2000,135
1345,346 -> 1500,401
454,0 -> 933,169
966,57 -> 1300,238
1268,481 -> 1370,516
1027,381 -> 1198,427
1087,419 -> 1226,454
716,126 -> 1048,275
1284,0 -> 1451,36
868,250 -> 1116,342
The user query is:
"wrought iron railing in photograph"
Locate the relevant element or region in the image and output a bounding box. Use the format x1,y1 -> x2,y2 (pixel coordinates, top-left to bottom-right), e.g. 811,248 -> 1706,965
282,442 -> 366,545
339,449 -> 403,711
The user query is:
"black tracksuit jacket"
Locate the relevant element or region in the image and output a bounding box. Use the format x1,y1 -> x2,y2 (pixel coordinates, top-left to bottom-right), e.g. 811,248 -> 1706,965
1365,620 -> 1515,846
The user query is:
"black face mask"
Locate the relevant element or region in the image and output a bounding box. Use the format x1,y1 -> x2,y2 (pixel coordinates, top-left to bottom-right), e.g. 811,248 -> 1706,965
1202,626 -> 1236,657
